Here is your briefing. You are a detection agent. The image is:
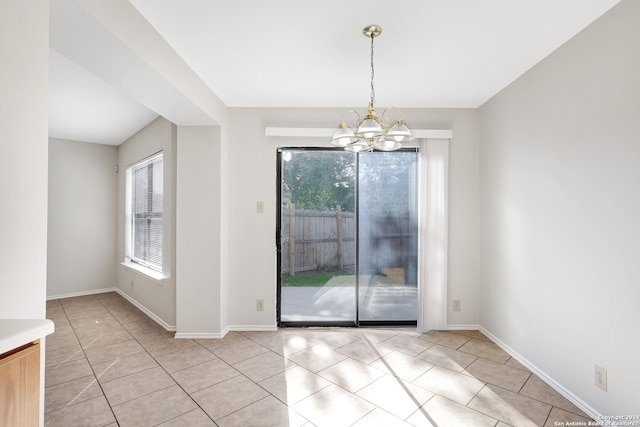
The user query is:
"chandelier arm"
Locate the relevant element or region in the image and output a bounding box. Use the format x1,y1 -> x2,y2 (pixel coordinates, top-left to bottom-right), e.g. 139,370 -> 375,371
380,106 -> 403,127
341,109 -> 362,128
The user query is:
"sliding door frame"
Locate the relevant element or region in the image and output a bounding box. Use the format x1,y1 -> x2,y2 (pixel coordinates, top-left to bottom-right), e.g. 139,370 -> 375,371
276,147 -> 358,327
276,147 -> 418,328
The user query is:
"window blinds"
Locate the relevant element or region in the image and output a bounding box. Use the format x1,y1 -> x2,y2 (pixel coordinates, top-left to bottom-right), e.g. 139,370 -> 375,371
130,152 -> 163,272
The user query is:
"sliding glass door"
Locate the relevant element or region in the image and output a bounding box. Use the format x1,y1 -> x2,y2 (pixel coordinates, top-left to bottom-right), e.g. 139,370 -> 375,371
357,152 -> 418,322
277,148 -> 418,326
277,149 -> 357,324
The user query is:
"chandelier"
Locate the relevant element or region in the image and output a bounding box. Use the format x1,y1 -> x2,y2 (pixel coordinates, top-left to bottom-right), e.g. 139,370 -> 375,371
331,25 -> 414,152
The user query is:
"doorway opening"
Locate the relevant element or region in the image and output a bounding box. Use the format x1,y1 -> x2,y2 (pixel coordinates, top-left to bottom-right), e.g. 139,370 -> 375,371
277,147 -> 418,327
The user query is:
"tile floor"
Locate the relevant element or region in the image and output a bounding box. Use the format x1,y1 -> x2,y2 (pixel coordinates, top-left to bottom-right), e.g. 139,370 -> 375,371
45,292 -> 594,427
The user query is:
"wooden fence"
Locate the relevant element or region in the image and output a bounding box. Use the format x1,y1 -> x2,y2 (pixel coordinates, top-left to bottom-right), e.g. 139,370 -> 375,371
281,205 -> 417,281
281,204 -> 355,275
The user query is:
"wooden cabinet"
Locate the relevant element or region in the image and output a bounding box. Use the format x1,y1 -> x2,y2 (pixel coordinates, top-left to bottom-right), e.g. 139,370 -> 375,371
0,340 -> 40,427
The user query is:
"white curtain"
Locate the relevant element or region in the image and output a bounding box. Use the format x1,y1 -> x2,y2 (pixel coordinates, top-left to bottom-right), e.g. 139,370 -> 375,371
417,138 -> 449,332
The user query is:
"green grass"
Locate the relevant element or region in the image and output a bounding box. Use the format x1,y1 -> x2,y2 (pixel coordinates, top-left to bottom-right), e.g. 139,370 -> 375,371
281,273 -> 353,287
281,273 -> 417,288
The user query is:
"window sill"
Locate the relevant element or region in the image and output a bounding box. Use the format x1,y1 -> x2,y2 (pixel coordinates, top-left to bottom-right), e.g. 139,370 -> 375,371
121,261 -> 165,284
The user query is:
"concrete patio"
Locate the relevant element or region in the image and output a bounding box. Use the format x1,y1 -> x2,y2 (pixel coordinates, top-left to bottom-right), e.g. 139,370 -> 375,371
281,277 -> 417,322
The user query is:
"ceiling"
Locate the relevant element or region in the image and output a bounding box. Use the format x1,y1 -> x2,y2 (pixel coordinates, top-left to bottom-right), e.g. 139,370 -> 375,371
48,0 -> 621,145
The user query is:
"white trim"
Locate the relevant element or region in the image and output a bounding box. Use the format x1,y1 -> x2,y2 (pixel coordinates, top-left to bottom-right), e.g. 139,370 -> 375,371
175,332 -> 227,339
265,127 -> 453,140
479,327 -> 601,421
175,325 -> 278,339
227,324 -> 278,332
113,288 -> 176,331
266,127 -> 334,138
120,261 -> 165,283
47,287 -> 118,300
445,324 -> 481,331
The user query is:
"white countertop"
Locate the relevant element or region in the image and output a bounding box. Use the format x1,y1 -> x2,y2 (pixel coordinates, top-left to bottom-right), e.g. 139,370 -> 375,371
0,319 -> 55,355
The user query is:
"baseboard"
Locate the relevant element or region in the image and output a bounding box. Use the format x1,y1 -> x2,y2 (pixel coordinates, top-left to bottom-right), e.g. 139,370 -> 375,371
174,332 -> 226,339
47,287 -> 116,300
175,325 -> 230,339
479,327 -> 601,421
112,288 -> 176,332
227,324 -> 278,332
175,324 -> 278,339
445,323 -> 481,331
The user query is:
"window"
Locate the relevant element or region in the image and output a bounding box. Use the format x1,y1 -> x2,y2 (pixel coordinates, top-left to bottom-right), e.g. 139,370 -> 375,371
126,152 -> 163,273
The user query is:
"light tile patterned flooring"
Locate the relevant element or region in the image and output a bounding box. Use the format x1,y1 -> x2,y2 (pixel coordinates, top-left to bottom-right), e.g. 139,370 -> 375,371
45,292 -> 594,426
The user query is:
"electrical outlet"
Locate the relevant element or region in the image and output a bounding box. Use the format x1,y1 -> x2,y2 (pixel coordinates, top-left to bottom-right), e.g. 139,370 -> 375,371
595,365 -> 607,391
452,299 -> 461,312
256,201 -> 264,214
130,280 -> 134,289
256,299 -> 264,311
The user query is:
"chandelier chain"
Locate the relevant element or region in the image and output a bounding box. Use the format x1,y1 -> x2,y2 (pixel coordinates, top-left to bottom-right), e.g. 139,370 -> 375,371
369,33 -> 375,107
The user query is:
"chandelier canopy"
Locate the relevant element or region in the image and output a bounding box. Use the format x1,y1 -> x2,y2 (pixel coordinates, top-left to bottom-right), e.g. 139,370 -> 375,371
331,25 -> 414,152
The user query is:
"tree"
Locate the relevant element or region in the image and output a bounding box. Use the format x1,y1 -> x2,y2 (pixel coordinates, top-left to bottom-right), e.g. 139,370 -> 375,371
281,149 -> 418,215
281,150 -> 355,211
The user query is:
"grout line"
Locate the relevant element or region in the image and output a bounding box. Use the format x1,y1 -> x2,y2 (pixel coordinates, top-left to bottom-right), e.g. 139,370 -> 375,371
101,301 -> 220,425
358,336 -> 440,425
47,292 -> 592,426
65,358 -> 120,408
55,296 -> 119,424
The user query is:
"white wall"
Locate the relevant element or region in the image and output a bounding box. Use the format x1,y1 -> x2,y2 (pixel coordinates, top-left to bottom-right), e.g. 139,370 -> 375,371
47,139 -> 118,297
117,117 -> 177,328
0,0 -> 49,319
175,126 -> 228,337
226,107 -> 480,329
479,0 -> 640,415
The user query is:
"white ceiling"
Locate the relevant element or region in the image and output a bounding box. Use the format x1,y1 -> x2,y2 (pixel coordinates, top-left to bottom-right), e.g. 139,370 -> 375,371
48,0 -> 621,145
49,49 -> 159,145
